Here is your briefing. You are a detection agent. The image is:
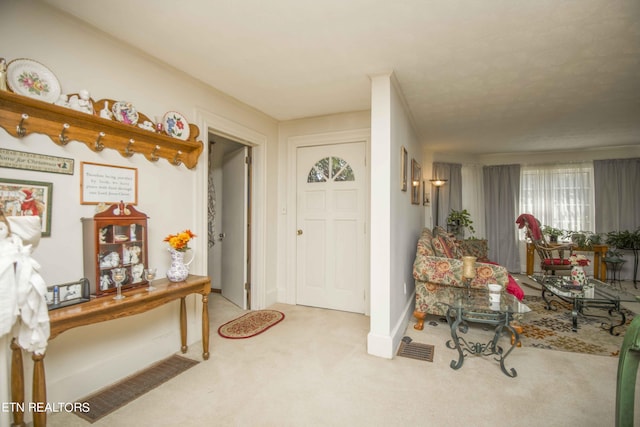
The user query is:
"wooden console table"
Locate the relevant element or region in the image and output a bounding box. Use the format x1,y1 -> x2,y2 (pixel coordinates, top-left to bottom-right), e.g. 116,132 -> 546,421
10,275 -> 211,427
526,243 -> 608,282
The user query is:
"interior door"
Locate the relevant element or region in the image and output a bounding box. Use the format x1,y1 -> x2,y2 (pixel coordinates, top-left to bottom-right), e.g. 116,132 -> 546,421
221,146 -> 248,309
296,142 -> 366,313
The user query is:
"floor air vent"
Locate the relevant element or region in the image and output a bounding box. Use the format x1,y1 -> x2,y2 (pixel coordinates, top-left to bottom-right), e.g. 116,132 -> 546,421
397,336 -> 434,362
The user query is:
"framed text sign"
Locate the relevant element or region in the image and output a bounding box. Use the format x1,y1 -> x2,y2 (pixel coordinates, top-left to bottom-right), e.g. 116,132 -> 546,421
80,162 -> 138,205
0,148 -> 74,175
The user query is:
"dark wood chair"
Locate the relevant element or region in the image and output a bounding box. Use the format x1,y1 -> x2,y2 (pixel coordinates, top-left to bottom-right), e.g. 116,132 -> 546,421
516,214 -> 574,284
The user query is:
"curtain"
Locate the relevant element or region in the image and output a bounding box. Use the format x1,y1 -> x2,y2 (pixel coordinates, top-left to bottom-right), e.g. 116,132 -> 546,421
594,158 -> 640,232
483,164 -> 520,271
432,162 -> 461,228
520,162 -> 595,233
461,164 -> 486,239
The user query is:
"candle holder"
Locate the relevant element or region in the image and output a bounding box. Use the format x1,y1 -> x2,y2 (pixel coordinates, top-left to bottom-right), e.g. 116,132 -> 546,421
462,256 -> 477,297
111,267 -> 126,300
144,267 -> 157,291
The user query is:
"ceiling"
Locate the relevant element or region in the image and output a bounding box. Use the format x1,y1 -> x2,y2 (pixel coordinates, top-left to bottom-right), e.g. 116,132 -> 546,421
44,0 -> 640,154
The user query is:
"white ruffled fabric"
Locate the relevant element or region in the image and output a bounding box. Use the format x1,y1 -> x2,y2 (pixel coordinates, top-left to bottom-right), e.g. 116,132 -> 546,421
0,216 -> 49,355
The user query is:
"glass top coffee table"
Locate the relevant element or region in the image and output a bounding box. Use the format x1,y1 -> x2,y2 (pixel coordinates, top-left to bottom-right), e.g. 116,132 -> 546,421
439,287 -> 531,378
529,275 -> 638,335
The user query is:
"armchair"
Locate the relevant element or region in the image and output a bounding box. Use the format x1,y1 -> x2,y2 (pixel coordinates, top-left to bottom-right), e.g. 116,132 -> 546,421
516,213 -> 574,284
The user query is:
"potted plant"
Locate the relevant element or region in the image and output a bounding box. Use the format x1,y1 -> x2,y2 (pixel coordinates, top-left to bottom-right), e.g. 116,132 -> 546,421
446,209 -> 475,239
565,230 -> 603,249
606,229 -> 640,251
541,225 -> 564,243
604,249 -> 624,262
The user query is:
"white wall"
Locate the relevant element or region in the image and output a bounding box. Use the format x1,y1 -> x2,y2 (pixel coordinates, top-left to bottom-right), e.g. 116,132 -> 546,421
368,73 -> 423,358
277,111 -> 371,305
0,1 -> 278,422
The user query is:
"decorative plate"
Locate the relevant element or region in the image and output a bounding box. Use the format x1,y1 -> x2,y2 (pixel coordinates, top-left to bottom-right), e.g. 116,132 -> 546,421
162,111 -> 190,140
6,58 -> 62,103
112,101 -> 139,126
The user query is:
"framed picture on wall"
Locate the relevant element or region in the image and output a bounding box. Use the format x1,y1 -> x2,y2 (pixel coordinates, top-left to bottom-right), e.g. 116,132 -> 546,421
0,178 -> 53,236
423,182 -> 430,206
411,159 -> 421,205
401,146 -> 408,191
80,162 -> 138,205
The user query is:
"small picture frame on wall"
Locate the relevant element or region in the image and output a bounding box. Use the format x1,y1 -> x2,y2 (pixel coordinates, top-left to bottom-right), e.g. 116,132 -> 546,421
411,159 -> 421,205
423,182 -> 430,206
0,178 -> 53,236
401,146 -> 408,191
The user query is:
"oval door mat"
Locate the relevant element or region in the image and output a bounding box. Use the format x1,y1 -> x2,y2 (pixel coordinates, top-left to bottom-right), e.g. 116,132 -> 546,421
218,310 -> 285,339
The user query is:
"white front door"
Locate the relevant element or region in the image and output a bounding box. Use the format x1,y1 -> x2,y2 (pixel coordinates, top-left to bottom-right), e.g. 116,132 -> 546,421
221,146 -> 248,309
296,142 -> 366,313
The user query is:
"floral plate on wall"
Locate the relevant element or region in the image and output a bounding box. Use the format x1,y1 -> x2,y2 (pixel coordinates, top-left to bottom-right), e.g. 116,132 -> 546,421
162,111 -> 190,140
112,101 -> 139,126
6,58 -> 61,103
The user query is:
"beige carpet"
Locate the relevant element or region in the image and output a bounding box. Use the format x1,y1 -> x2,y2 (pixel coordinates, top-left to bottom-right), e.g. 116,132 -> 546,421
47,276 -> 640,427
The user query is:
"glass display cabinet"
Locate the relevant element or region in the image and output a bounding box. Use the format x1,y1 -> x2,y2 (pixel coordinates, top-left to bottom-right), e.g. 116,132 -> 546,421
82,202 -> 149,297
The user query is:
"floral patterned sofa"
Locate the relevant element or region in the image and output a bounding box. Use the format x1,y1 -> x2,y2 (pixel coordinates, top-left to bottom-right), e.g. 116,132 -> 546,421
412,227 -> 522,330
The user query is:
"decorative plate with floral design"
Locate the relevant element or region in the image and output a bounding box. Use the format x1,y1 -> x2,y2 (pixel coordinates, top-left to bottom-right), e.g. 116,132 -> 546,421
6,58 -> 61,103
112,101 -> 139,126
162,111 -> 190,140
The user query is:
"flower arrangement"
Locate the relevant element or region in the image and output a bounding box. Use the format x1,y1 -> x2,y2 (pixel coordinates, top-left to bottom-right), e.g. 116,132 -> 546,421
568,254 -> 590,266
164,229 -> 196,252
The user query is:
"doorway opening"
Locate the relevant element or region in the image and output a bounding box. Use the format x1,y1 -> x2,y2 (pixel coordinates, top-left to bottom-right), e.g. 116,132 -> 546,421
208,133 -> 252,310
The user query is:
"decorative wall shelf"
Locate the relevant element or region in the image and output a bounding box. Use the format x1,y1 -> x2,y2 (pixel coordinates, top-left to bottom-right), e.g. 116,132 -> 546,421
0,91 -> 204,169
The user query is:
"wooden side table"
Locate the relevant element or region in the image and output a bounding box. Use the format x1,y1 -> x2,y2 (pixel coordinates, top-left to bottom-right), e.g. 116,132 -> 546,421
10,275 -> 211,427
526,243 -> 608,281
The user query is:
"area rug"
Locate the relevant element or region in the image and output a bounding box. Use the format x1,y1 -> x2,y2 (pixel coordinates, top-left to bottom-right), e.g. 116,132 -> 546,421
519,295 -> 635,357
74,355 -> 199,423
218,310 -> 285,339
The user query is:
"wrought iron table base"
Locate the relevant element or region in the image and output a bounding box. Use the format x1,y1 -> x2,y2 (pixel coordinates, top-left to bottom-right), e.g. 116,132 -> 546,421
542,288 -> 627,335
445,307 -> 520,378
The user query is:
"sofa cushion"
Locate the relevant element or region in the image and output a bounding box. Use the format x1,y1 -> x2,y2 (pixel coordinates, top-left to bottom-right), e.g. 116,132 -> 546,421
459,239 -> 489,262
416,228 -> 435,257
433,226 -> 449,237
432,234 -> 462,259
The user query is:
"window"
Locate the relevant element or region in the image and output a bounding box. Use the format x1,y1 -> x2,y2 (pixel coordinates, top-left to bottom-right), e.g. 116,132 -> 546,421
520,162 -> 595,234
307,156 -> 355,183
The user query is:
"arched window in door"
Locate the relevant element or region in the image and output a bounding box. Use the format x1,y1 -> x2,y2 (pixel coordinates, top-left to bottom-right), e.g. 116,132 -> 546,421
307,156 -> 355,183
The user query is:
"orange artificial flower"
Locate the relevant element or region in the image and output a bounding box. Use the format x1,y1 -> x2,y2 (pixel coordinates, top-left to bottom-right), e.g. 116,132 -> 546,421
164,229 -> 197,252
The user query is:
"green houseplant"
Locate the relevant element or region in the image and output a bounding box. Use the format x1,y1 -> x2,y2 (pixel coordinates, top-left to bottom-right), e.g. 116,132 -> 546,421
606,229 -> 640,251
565,230 -> 603,249
541,225 -> 564,243
446,209 -> 475,239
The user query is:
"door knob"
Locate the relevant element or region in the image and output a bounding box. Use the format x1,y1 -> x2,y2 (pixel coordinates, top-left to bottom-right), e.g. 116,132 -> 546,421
297,229 -> 303,235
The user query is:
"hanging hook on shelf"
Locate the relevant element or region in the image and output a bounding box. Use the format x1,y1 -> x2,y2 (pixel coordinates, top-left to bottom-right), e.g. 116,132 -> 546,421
171,150 -> 183,166
16,113 -> 28,137
59,123 -> 70,145
124,139 -> 135,157
94,132 -> 105,151
150,145 -> 160,162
